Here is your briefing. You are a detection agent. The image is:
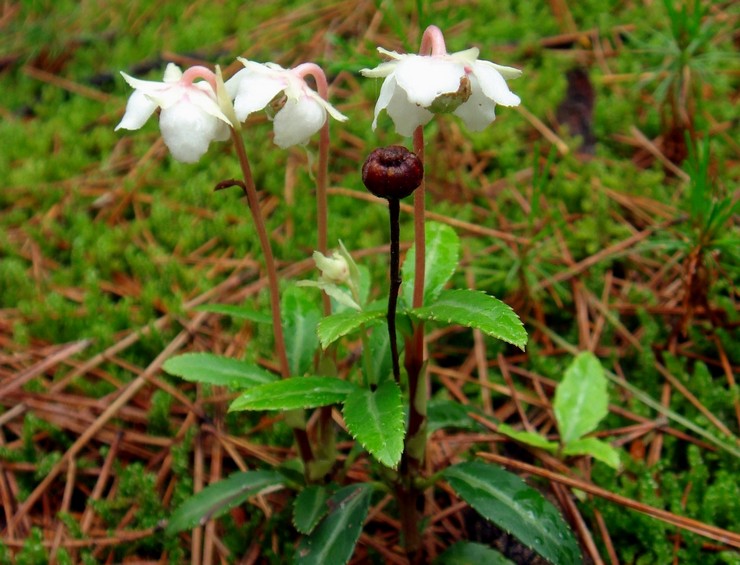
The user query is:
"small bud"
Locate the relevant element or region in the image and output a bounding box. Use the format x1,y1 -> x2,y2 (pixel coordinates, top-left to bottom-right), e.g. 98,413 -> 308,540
362,145 -> 423,200
313,250 -> 350,284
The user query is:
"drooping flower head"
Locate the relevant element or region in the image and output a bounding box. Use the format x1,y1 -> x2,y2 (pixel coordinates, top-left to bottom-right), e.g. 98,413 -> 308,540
226,59 -> 347,148
361,27 -> 522,136
116,64 -> 231,163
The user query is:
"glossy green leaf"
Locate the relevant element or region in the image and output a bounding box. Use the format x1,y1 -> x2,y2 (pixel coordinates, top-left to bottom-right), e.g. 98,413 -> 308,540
163,353 -> 276,389
427,400 -> 482,432
367,324 -> 393,385
295,484 -> 373,565
293,485 -> 331,534
443,461 -> 581,565
229,376 -> 356,412
554,352 -> 608,444
410,289 -> 527,350
563,437 -> 621,469
497,423 -> 558,452
166,470 -> 283,535
282,285 -> 322,376
193,303 -> 271,324
402,221 -> 460,306
317,308 -> 385,349
434,542 -> 515,565
343,380 -> 405,468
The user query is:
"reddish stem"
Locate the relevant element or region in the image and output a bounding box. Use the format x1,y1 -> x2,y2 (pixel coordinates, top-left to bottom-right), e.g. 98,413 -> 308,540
229,127 -> 314,465
419,25 -> 447,56
181,65 -> 218,93
295,63 -> 332,316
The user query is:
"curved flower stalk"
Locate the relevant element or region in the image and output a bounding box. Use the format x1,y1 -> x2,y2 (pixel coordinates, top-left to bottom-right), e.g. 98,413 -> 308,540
226,59 -> 347,148
116,64 -> 231,163
361,39 -> 521,136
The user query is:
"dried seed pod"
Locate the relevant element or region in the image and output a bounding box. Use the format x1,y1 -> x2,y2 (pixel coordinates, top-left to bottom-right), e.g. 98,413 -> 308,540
362,145 -> 423,200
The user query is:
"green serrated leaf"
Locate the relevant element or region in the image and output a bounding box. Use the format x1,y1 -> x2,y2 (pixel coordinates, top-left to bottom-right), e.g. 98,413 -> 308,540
293,485 -> 331,534
166,470 -> 283,535
343,380 -> 405,468
497,423 -> 558,452
443,461 -> 582,565
163,353 -> 277,389
295,484 -> 373,565
563,437 -> 621,469
229,376 -> 357,412
367,324 -> 393,385
427,400 -> 482,432
402,222 -> 460,306
317,308 -> 385,349
434,541 -> 515,565
282,285 -> 322,376
554,352 -> 608,444
410,289 -> 527,350
193,304 -> 272,324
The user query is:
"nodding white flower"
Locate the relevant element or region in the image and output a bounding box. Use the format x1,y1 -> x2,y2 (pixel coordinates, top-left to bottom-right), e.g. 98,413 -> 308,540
225,59 -> 347,148
116,63 -> 231,163
361,47 -> 521,136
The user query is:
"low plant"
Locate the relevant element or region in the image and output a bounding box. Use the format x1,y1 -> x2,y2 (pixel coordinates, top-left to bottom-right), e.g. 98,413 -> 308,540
114,24 -> 586,563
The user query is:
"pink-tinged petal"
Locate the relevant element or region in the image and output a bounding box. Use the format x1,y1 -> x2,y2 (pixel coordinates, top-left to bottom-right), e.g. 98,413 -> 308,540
394,55 -> 465,107
115,89 -> 158,131
273,96 -> 326,148
453,75 -> 497,131
159,102 -> 223,163
472,61 -> 521,107
385,85 -> 433,137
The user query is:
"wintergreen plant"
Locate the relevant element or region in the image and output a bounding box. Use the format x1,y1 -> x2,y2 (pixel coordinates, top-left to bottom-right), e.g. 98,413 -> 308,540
117,24 -> 583,564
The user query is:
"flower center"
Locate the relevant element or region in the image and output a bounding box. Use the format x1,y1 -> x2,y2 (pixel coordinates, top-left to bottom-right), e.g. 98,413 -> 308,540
428,75 -> 472,114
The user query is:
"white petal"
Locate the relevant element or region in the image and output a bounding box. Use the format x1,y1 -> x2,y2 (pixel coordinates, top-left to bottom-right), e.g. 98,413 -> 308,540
231,73 -> 286,121
449,47 -> 480,65
472,61 -> 521,106
115,89 -> 157,131
360,60 -> 398,78
478,59 -> 522,80
394,55 -> 465,106
273,96 -> 326,148
371,74 -> 397,130
191,82 -> 232,124
453,75 -> 497,131
159,102 -> 223,163
162,63 -> 183,83
119,71 -> 170,95
385,85 -> 433,137
314,93 -> 347,122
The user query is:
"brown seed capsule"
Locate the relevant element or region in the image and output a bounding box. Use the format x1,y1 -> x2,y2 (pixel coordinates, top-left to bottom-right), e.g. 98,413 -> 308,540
361,145 -> 423,200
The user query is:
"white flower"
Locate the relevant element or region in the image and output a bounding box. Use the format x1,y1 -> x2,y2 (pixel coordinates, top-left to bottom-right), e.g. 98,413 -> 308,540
361,47 -> 521,136
116,63 -> 231,163
226,59 -> 347,148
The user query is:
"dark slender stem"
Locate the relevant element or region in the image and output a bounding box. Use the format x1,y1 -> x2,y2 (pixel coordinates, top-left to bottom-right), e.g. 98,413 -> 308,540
387,198 -> 402,383
229,127 -> 314,466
